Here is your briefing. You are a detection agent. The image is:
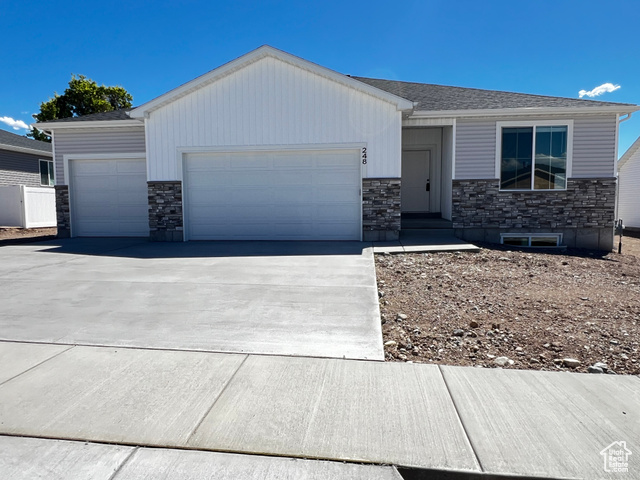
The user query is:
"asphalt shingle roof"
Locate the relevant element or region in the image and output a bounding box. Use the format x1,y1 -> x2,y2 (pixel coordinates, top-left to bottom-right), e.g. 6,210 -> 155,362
0,129 -> 52,153
352,77 -> 636,111
35,79 -> 637,127
38,109 -> 133,124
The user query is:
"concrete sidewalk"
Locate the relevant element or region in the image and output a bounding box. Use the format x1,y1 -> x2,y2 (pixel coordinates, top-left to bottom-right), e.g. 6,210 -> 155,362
0,340 -> 637,479
0,436 -> 403,480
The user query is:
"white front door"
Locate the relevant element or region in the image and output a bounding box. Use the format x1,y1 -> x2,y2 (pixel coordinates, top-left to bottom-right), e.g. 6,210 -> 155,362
401,150 -> 431,212
183,148 -> 361,240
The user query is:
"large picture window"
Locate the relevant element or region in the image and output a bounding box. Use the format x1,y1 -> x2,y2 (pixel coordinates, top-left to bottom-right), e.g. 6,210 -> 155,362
499,124 -> 569,190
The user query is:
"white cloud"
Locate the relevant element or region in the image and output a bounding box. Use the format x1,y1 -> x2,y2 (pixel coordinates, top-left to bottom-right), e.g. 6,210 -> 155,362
0,116 -> 30,131
579,83 -> 621,98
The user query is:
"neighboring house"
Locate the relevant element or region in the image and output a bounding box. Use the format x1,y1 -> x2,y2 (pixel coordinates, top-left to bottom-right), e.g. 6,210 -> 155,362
35,46 -> 638,249
618,136 -> 640,229
0,129 -> 53,187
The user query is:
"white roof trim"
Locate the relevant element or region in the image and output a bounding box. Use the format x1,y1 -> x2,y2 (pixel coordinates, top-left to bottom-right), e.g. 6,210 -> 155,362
411,105 -> 640,118
0,143 -> 52,157
129,45 -> 415,118
33,119 -> 144,132
619,136 -> 640,168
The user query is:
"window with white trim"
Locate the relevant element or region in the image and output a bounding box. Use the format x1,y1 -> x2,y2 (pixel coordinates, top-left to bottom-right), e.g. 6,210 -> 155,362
39,159 -> 55,186
499,124 -> 569,190
501,233 -> 563,247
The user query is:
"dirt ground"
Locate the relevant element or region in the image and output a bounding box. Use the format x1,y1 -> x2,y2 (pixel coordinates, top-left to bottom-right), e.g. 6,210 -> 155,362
376,236 -> 640,375
0,227 -> 57,243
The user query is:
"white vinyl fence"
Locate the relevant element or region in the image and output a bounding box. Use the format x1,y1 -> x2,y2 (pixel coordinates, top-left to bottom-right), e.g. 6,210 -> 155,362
0,185 -> 56,228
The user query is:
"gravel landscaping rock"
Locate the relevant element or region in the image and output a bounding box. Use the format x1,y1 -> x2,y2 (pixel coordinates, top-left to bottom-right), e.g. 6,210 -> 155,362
494,356 -> 514,367
376,238 -> 640,375
562,358 -> 581,368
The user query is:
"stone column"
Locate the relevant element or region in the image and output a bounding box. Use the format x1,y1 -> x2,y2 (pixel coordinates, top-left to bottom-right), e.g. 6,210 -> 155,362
148,181 -> 183,241
362,178 -> 401,241
54,185 -> 70,238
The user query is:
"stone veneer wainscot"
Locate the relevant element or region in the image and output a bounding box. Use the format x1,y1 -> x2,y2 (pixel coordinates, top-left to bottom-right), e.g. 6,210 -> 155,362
452,178 -> 617,250
148,181 -> 183,241
362,178 -> 401,241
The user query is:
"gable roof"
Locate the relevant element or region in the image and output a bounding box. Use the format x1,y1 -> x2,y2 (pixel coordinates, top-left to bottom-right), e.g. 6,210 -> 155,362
619,135 -> 640,168
129,46 -> 415,118
0,129 -> 52,156
34,47 -> 639,129
353,77 -> 637,115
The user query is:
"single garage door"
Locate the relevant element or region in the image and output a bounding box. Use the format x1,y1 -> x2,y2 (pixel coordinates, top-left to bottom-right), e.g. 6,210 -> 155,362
70,158 -> 148,237
184,148 -> 361,240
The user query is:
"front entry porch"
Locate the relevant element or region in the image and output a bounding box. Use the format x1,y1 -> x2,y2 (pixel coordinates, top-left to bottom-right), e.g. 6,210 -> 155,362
401,126 -> 454,230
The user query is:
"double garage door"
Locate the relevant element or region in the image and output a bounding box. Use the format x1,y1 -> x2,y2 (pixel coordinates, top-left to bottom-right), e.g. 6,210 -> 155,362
69,148 -> 362,240
184,149 -> 361,240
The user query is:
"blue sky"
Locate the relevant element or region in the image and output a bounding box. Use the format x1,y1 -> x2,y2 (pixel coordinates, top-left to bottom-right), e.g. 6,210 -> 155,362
2,0 -> 639,155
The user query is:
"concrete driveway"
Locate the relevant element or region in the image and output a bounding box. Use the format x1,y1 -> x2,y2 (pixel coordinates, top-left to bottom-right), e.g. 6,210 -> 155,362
0,238 -> 382,360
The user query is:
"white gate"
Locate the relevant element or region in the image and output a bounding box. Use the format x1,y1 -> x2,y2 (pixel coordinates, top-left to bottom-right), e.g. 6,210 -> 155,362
0,185 -> 56,228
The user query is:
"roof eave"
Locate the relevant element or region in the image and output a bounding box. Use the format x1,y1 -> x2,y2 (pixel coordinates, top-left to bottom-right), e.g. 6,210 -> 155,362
33,119 -> 144,132
130,45 -> 414,118
619,136 -> 640,168
0,143 -> 52,157
410,105 -> 639,118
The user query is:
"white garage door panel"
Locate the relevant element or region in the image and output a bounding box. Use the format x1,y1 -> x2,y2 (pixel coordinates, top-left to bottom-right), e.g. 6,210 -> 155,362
185,149 -> 361,240
70,159 -> 148,237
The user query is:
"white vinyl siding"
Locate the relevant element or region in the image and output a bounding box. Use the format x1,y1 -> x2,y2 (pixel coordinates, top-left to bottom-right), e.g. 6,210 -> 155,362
455,115 -> 617,180
619,152 -> 640,228
455,120 -> 496,179
54,127 -> 146,184
146,56 -> 402,180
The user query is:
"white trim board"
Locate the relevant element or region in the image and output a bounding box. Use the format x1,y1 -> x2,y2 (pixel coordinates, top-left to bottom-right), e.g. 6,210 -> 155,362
412,105 -> 638,118
33,119 -> 143,131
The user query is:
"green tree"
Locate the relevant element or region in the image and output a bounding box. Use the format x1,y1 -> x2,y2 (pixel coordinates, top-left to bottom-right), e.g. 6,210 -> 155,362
29,75 -> 133,141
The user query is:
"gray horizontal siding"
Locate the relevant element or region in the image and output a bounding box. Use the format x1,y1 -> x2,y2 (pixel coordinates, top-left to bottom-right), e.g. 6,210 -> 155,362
572,116 -> 617,177
0,149 -> 45,187
54,127 -> 146,184
455,120 -> 496,179
455,115 -> 618,180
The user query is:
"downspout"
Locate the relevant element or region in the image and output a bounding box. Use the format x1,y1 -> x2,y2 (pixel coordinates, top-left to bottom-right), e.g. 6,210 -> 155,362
615,113 -> 633,224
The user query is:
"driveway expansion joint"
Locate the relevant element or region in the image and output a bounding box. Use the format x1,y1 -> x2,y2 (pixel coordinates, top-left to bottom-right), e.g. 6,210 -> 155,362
185,354 -> 250,444
106,446 -> 139,480
0,344 -> 74,388
437,365 -> 485,473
